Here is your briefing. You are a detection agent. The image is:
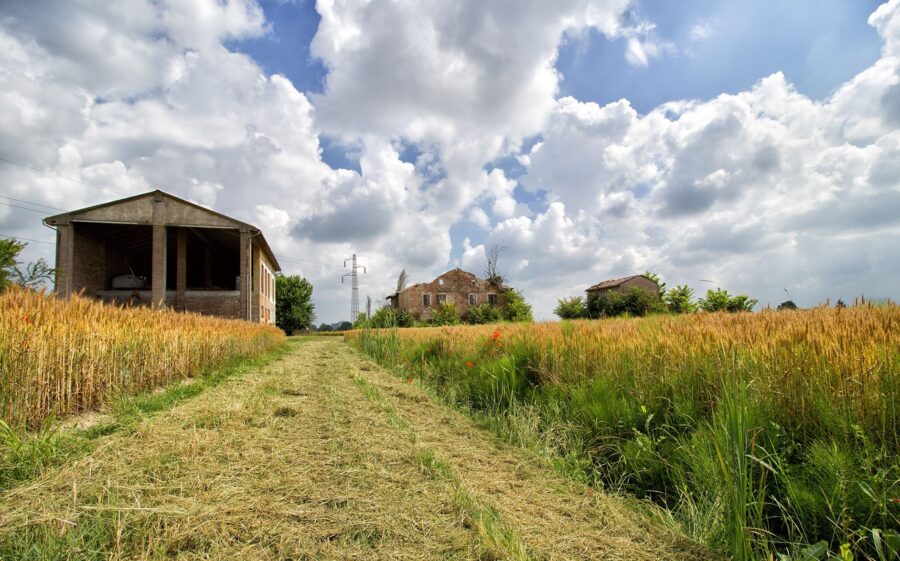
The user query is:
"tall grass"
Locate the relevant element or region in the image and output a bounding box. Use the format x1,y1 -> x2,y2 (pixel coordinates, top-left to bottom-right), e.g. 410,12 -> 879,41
0,287 -> 284,428
346,306 -> 899,559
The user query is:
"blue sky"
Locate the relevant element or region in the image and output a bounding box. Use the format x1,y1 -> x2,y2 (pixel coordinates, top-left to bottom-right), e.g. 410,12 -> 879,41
236,0 -> 885,119
2,0 -> 899,322
230,0 -> 888,272
557,0 -> 885,112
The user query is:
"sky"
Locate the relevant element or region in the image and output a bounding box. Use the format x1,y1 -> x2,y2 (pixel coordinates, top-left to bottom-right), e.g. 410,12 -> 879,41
1,0 -> 898,323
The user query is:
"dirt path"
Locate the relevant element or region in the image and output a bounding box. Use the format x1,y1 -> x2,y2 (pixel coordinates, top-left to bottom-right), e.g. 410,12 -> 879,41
0,339 -> 711,560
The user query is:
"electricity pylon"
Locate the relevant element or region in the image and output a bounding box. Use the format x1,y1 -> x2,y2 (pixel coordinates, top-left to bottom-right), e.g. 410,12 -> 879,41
342,253 -> 366,321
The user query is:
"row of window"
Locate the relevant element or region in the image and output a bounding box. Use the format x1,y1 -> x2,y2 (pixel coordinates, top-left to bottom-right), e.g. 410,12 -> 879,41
423,293 -> 497,307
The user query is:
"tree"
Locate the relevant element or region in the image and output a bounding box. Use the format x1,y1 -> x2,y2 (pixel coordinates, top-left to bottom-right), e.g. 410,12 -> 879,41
318,323 -> 333,332
554,296 -> 588,319
14,259 -> 54,290
0,238 -> 25,291
503,289 -> 533,322
484,245 -> 507,286
396,268 -> 408,294
698,288 -> 757,313
643,271 -> 667,295
275,275 -> 315,334
1,238 -> 54,291
777,300 -> 798,311
664,285 -> 697,314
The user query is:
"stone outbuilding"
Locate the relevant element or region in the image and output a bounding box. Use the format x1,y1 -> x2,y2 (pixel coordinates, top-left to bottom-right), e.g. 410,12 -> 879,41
585,274 -> 660,300
43,190 -> 280,324
386,268 -> 505,320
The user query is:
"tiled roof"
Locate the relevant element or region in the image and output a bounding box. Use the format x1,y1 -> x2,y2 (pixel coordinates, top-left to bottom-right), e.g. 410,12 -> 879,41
586,275 -> 650,291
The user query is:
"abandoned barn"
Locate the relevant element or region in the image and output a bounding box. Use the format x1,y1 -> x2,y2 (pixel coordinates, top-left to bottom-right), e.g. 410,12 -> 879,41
585,274 -> 660,300
387,268 -> 505,320
43,190 -> 280,324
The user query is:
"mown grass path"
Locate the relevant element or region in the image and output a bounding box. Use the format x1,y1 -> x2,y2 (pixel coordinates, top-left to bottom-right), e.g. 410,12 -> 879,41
0,338 -> 712,560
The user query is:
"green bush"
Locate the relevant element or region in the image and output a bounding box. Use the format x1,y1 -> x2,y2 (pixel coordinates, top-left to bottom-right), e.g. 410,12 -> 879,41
699,289 -> 757,313
777,300 -> 798,310
432,302 -> 460,326
468,303 -> 503,324
503,289 -> 533,322
664,285 -> 698,314
554,296 -> 588,319
589,287 -> 664,318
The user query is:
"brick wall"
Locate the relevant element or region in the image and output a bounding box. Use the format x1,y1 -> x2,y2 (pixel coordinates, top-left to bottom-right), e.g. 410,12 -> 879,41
95,290 -> 242,319
393,269 -> 504,320
71,225 -> 106,295
588,276 -> 661,299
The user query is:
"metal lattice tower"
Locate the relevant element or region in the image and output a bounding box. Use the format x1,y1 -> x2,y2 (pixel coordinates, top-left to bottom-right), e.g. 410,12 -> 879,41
342,253 -> 366,321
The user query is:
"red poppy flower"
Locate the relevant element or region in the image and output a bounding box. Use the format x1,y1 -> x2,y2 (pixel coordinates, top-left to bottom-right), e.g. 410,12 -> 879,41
491,330 -> 500,340
466,361 -> 474,368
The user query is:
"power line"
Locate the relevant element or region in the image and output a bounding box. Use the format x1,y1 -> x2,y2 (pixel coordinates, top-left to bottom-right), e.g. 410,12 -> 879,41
0,234 -> 54,245
0,196 -> 63,211
0,201 -> 51,214
279,257 -> 342,270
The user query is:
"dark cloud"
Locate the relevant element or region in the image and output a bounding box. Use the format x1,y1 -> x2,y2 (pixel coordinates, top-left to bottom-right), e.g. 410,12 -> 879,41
292,197 -> 395,243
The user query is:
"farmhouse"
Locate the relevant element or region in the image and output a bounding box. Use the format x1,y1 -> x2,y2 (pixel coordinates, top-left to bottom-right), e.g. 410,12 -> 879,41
387,268 -> 505,320
43,190 -> 280,324
585,274 -> 660,300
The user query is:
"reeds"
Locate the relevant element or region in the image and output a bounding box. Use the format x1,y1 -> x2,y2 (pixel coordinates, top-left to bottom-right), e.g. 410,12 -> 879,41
0,287 -> 284,428
347,305 -> 900,559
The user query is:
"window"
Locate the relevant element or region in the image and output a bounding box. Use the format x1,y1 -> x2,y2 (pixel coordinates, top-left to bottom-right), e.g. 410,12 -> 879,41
468,293 -> 477,306
488,293 -> 498,306
436,294 -> 447,305
438,278 -> 445,286
423,293 -> 431,307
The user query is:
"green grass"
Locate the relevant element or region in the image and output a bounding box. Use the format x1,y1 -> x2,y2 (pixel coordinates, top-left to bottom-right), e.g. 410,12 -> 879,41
347,313 -> 900,561
351,367 -> 536,560
0,340 -> 294,492
417,450 -> 535,561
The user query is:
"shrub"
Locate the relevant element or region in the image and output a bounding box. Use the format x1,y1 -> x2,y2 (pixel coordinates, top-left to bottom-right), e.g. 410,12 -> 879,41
777,300 -> 798,310
503,289 -> 533,322
590,287 -> 664,318
554,296 -> 588,319
664,285 -> 698,314
359,306 -> 414,328
468,303 -> 503,324
432,302 -> 460,326
699,289 -> 757,313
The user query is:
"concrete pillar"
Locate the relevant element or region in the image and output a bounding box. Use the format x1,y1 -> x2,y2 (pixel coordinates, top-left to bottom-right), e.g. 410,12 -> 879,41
239,227 -> 251,321
55,221 -> 73,297
151,224 -> 167,309
176,228 -> 187,310
151,194 -> 167,309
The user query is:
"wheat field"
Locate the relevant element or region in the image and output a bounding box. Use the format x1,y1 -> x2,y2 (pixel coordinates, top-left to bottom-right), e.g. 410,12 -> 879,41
347,306 -> 899,559
0,287 -> 285,428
